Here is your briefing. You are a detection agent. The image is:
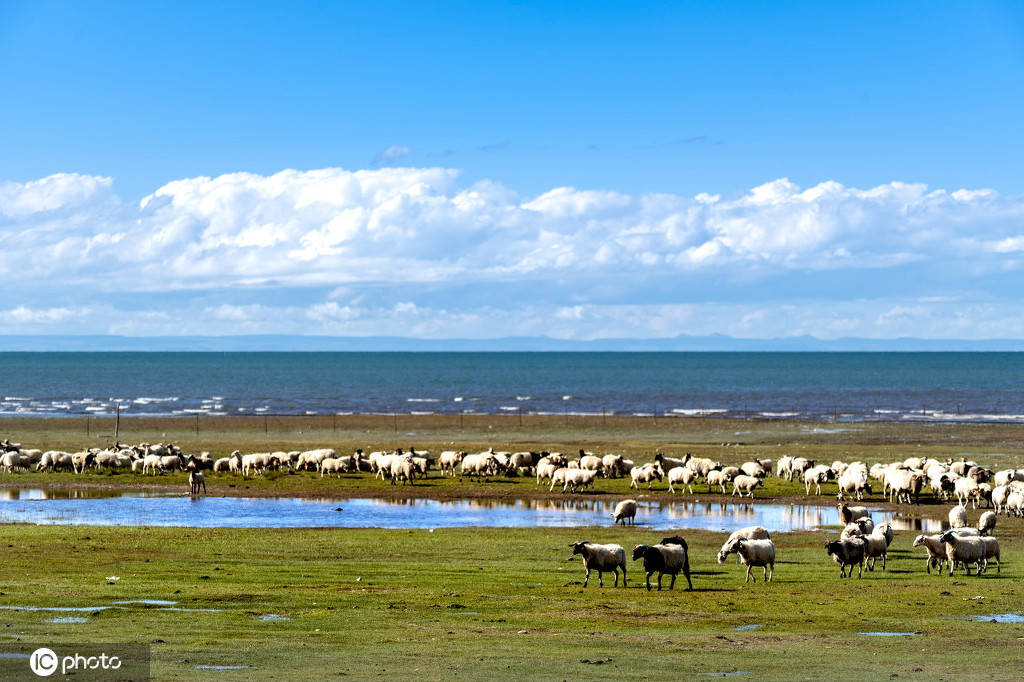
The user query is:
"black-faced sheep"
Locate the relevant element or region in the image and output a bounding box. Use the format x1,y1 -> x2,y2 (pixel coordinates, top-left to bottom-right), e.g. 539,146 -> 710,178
825,537 -> 866,578
632,537 -> 692,591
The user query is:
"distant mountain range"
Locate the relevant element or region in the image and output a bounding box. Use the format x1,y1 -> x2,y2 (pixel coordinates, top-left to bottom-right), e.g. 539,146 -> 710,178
3,334 -> 1024,351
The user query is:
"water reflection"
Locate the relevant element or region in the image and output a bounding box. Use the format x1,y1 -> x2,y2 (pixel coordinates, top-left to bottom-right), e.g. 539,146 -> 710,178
0,488 -> 951,532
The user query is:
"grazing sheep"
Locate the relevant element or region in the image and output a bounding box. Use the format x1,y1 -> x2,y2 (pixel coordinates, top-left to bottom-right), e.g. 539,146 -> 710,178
561,469 -> 597,493
776,456 -> 793,480
213,457 -> 232,473
718,537 -> 775,583
977,511 -> 997,536
438,450 -> 465,477
390,457 -> 416,485
602,454 -> 626,478
72,452 -> 96,474
949,505 -> 968,529
740,459 -> 767,479
630,464 -> 663,490
188,470 -> 206,495
825,537 -> 866,578
804,464 -> 833,496
717,526 -> 772,565
667,466 -> 698,494
578,454 -> 604,475
632,538 -> 692,591
913,534 -> 947,574
570,541 -> 627,588
980,536 -> 1000,573
731,475 -> 763,498
938,530 -> 987,576
612,499 -> 638,526
840,516 -> 874,539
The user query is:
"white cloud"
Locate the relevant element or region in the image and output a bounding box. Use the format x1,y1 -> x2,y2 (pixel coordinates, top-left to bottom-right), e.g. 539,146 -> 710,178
4,167 -> 1024,339
370,145 -> 413,166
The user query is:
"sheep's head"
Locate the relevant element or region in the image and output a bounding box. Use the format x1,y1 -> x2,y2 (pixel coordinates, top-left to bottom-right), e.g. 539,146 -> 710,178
631,545 -> 648,561
912,535 -> 926,547
570,541 -> 589,556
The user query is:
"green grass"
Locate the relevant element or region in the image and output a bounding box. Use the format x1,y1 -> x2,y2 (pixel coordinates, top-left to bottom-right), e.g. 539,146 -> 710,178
1,525 -> 1022,680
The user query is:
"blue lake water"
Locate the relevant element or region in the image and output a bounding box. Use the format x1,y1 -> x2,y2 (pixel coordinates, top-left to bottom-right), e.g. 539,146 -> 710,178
2,351 -> 1023,422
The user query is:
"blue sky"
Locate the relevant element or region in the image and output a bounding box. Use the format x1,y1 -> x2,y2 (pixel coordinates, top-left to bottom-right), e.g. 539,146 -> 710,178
2,2 -> 1024,340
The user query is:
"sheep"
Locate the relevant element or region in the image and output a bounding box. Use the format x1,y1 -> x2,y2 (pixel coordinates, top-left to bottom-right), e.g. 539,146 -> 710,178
612,499 -> 638,526
938,530 -> 986,576
213,457 -> 232,473
977,510 -> 997,536
1007,490 -> 1024,518
438,450 -> 465,477
826,537 -> 866,577
740,459 -> 767,478
775,456 -> 793,480
688,456 -> 719,477
654,452 -> 689,472
535,458 -> 560,485
226,451 -> 242,474
390,457 -> 416,485
888,469 -> 925,504
717,526 -> 772,565
632,538 -> 692,591
873,521 -> 894,547
1,452 -> 30,473
320,458 -> 345,477
602,454 -> 626,478
954,477 -> 980,509
804,464 -> 832,495
188,470 -> 206,495
913,534 -> 947,574
719,466 -> 741,481
993,469 -> 1017,488
837,503 -> 871,525
630,464 -> 662,490
667,466 -> 698,494
862,533 -> 888,571
160,454 -> 185,472
569,541 -> 627,588
561,469 -> 597,493
72,452 -> 96,474
731,475 -> 763,498
980,536 -> 1000,573
508,451 -> 538,475
991,485 -> 1010,515
949,504 -> 968,529
707,469 -> 729,493
840,517 -> 874,539
718,537 -> 775,583
837,466 -> 871,501
578,454 -> 604,475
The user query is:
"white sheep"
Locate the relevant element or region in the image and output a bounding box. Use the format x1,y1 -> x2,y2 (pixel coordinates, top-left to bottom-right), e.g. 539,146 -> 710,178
188,470 -> 206,495
912,534 -> 947,574
977,510 -> 997,535
667,466 -> 697,494
938,531 -> 986,576
980,536 -> 1000,573
629,464 -> 662,490
718,537 -> 775,583
570,541 -> 627,587
438,450 -> 465,477
612,499 -> 638,526
717,526 -> 771,565
731,475 -> 763,498
862,533 -> 888,571
803,464 -> 832,495
948,504 -> 968,529
561,469 -> 597,493
390,457 -> 416,485
707,469 -> 729,493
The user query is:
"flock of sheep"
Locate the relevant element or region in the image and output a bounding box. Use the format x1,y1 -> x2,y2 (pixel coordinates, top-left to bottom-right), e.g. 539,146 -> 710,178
573,498 -> 1006,589
3,439 -> 1024,515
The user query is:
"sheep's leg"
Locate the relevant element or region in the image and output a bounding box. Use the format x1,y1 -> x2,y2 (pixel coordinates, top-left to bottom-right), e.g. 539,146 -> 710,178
598,571 -> 604,588
766,563 -> 772,582
745,565 -> 752,583
583,568 -> 590,588
621,565 -> 627,586
645,571 -> 653,591
881,553 -> 886,571
612,568 -> 618,587
668,573 -> 676,590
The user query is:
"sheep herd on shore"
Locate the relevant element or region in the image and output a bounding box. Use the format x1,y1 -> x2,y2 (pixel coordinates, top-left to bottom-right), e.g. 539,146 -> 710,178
4,438 -> 1023,515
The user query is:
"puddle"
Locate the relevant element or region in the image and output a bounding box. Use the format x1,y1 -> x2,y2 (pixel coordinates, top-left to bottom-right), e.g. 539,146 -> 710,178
857,632 -> 917,637
0,605 -> 111,612
114,599 -> 178,606
733,624 -> 761,631
451,611 -> 482,615
48,617 -> 88,623
702,673 -> 751,677
260,614 -> 291,621
160,607 -> 222,613
195,665 -> 252,670
0,490 -> 875,532
972,613 -> 1024,623
0,653 -> 30,659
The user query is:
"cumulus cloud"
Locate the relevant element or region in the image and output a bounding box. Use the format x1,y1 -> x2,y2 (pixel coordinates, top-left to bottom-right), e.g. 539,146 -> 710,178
3,167 -> 1024,339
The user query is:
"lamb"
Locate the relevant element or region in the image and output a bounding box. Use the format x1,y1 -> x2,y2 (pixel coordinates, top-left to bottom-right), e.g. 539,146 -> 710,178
977,510 -> 997,536
632,538 -> 692,590
980,536 -> 1000,573
569,541 -> 627,588
825,537 -> 866,578
667,466 -> 698,494
630,464 -> 663,490
188,470 -> 206,495
912,534 -> 947,574
319,458 -> 345,477
731,475 -> 763,498
718,537 -> 775,583
938,530 -> 986,576
948,504 -> 968,529
612,499 -> 638,526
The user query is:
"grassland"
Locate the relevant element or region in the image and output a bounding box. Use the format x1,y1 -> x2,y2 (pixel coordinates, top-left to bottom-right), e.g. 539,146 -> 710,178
1,415 -> 1023,680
